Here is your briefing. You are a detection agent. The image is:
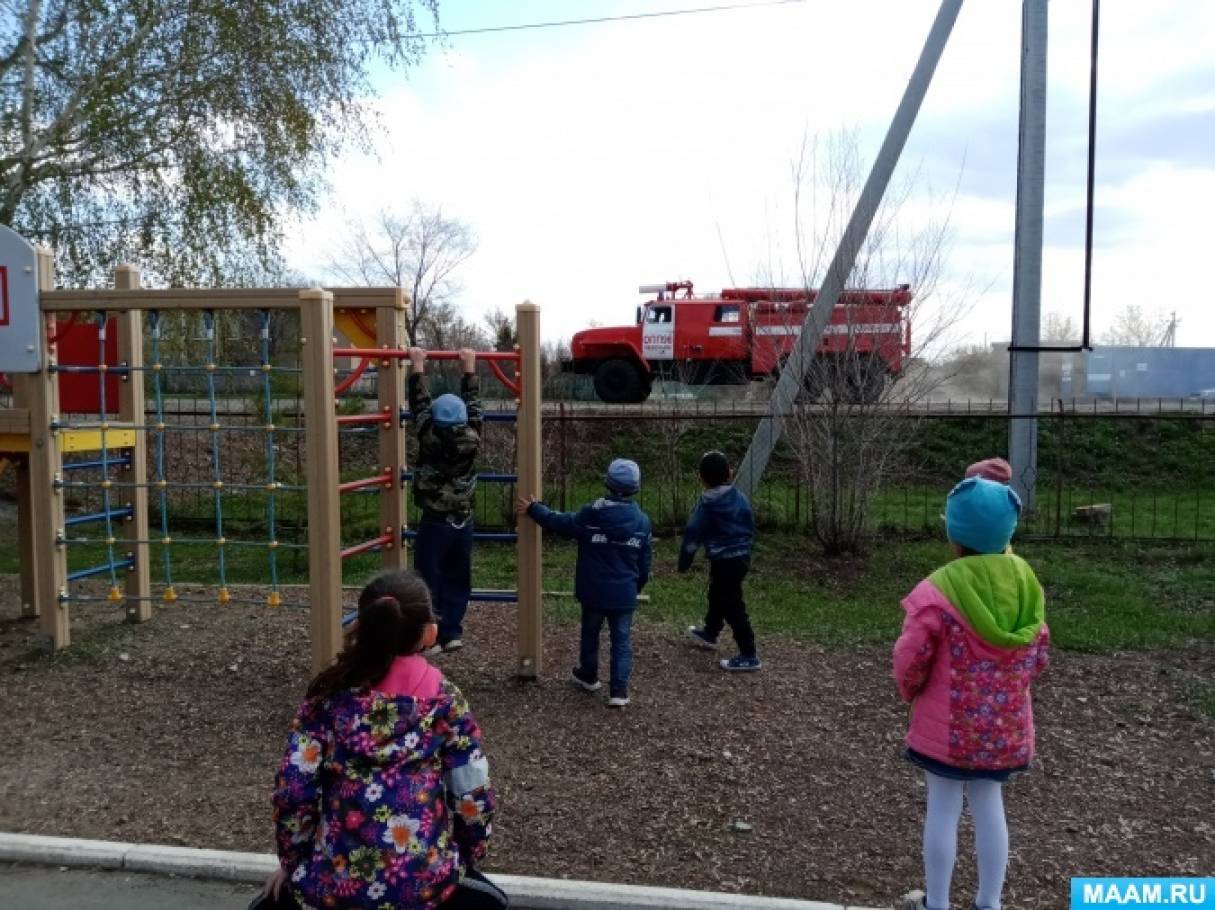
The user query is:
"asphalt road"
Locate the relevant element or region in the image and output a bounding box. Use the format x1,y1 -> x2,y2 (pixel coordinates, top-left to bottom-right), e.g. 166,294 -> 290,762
0,863 -> 259,909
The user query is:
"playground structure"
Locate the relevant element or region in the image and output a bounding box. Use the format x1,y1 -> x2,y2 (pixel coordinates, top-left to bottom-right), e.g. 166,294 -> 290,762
0,230 -> 543,677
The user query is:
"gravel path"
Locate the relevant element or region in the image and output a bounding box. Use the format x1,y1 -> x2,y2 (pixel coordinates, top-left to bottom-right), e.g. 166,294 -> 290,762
0,582 -> 1210,908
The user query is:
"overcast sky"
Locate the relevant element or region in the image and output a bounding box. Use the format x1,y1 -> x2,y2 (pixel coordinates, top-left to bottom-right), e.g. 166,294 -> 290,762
282,0 -> 1215,351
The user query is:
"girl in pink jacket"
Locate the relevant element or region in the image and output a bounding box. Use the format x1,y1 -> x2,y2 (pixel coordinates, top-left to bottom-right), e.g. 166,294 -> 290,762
893,477 -> 1049,910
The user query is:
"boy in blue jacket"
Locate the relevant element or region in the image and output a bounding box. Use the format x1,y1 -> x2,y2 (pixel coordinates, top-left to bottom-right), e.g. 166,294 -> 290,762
681,450 -> 761,671
517,459 -> 652,708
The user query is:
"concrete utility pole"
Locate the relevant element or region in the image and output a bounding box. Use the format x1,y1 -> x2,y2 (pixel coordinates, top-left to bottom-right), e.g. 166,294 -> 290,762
1007,0 -> 1048,508
735,0 -> 964,499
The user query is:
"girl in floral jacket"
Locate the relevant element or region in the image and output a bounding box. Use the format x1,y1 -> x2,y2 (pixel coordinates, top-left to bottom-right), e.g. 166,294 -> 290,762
261,570 -> 507,910
893,477 -> 1049,910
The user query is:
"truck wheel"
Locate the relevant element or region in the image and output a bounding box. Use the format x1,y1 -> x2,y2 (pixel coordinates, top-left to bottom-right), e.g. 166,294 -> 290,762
593,359 -> 648,403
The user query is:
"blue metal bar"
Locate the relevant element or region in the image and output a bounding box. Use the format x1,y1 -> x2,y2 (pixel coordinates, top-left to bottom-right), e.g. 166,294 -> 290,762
470,590 -> 517,603
63,457 -> 132,472
202,310 -> 228,592
400,409 -> 517,423
56,364 -> 301,375
51,364 -> 132,375
400,471 -> 517,483
65,507 -> 133,528
259,310 -> 281,600
149,311 -> 175,594
68,558 -> 135,582
94,311 -> 121,592
402,529 -> 518,543
53,422 -> 305,434
342,589 -> 516,624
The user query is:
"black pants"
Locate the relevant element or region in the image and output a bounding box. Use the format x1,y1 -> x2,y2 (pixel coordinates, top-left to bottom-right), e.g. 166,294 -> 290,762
703,556 -> 755,657
443,869 -> 511,909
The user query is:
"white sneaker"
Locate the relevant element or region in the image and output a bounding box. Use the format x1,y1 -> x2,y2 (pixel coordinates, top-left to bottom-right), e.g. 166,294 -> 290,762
441,639 -> 464,653
422,644 -> 442,658
897,890 -> 926,910
606,694 -> 629,708
570,667 -> 601,692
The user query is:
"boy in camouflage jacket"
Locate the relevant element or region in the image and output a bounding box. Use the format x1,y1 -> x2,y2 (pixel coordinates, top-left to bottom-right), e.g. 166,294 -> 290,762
409,347 -> 482,652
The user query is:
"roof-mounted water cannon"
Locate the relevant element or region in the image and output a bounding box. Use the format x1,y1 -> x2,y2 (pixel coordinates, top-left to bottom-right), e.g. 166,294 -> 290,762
638,280 -> 694,301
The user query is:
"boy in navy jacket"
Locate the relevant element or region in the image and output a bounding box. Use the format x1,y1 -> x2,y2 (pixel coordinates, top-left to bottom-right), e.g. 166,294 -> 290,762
681,450 -> 761,671
517,459 -> 652,707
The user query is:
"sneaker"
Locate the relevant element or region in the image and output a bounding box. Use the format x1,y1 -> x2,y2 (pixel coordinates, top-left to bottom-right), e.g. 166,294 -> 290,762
422,644 -> 442,658
720,654 -> 762,672
570,667 -> 601,693
896,891 -> 926,910
606,694 -> 629,708
441,639 -> 464,653
687,626 -> 718,650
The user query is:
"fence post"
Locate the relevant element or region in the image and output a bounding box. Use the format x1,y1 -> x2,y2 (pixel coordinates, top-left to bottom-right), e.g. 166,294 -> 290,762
515,302 -> 543,680
114,265 -> 152,622
558,401 -> 567,512
300,289 -> 342,673
27,246 -> 70,647
377,297 -> 408,570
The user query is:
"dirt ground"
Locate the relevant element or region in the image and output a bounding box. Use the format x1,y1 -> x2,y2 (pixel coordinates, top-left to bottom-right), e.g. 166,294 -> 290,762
0,581 -> 1211,909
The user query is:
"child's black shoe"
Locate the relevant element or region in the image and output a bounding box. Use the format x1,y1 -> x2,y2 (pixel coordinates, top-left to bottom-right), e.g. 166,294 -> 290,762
687,626 -> 718,650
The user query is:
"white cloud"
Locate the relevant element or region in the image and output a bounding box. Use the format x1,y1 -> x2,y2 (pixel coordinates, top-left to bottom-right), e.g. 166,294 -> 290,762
284,0 -> 1215,351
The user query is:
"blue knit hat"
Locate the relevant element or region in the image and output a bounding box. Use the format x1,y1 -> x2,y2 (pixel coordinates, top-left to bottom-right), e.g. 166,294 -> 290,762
431,394 -> 468,428
945,476 -> 1021,554
604,458 -> 641,495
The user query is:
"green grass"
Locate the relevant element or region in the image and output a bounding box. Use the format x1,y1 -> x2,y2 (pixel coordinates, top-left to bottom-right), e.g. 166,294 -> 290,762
470,535 -> 1214,652
6,530 -> 1209,652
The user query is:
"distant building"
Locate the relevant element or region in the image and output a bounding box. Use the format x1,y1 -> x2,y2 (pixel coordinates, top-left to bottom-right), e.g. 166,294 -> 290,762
1062,347 -> 1215,399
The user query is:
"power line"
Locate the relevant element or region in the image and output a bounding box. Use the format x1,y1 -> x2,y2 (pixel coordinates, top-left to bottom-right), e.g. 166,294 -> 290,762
418,0 -> 805,38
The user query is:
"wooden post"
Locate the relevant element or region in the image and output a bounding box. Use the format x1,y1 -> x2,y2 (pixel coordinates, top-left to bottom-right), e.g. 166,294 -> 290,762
300,289 -> 342,673
515,302 -> 543,679
114,265 -> 152,622
377,297 -> 408,570
27,247 -> 70,647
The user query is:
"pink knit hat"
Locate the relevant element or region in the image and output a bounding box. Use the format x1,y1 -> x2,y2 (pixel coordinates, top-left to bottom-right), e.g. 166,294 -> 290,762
965,457 -> 1012,484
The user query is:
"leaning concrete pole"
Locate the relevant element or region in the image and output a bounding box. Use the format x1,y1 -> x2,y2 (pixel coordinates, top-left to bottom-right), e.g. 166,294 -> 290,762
1007,0 -> 1048,508
735,0 -> 965,499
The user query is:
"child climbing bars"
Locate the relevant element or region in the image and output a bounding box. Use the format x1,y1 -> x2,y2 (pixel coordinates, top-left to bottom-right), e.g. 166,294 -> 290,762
894,477 -> 1050,910
408,347 -> 482,654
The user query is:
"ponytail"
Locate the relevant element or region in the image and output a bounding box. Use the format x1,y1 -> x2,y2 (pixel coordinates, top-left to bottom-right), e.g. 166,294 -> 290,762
306,570 -> 435,701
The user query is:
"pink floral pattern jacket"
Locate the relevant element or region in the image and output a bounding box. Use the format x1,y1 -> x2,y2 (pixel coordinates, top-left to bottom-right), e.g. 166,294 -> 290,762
893,554 -> 1050,771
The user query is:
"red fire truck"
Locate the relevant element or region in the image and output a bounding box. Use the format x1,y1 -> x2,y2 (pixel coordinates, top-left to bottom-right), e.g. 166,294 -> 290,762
563,281 -> 913,403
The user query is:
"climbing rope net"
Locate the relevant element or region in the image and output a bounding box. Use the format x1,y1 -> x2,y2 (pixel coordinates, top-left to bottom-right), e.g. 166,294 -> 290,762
53,308 -> 308,609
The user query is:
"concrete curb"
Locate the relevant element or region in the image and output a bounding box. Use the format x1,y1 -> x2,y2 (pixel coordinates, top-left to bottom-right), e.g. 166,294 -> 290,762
0,832 -> 885,910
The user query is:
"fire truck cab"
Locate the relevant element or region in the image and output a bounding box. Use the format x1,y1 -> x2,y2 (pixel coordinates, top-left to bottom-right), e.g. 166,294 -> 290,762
564,281 -> 912,404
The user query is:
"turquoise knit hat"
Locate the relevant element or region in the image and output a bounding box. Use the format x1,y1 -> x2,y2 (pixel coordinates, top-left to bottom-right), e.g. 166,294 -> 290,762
945,476 -> 1022,554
